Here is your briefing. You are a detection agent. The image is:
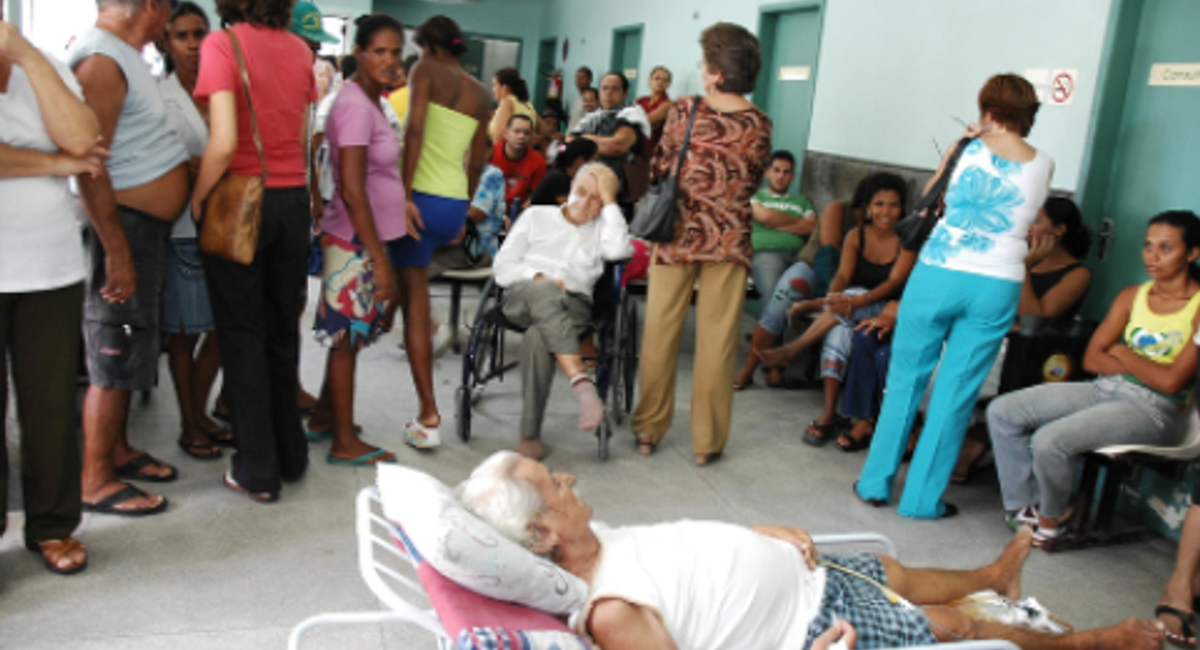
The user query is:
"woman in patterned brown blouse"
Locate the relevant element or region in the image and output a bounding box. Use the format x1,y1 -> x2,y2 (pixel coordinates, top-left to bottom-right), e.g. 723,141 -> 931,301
631,23 -> 773,466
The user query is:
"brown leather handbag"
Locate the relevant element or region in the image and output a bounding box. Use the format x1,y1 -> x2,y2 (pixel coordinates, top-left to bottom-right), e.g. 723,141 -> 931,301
200,29 -> 267,265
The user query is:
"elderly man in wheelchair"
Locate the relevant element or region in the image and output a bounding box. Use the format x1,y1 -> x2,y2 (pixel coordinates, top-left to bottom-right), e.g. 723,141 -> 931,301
458,452 -> 1164,650
492,164 -> 634,460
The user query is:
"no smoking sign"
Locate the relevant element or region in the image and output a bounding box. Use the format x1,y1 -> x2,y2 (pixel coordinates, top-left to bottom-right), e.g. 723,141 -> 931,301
1050,70 -> 1075,105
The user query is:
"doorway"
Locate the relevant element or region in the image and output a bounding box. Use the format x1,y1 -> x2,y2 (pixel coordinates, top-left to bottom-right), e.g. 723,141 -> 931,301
535,37 -> 558,112
753,2 -> 824,179
610,24 -> 644,95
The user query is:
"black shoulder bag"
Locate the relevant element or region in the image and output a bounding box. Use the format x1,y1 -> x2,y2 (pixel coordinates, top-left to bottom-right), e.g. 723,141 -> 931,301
629,97 -> 701,243
894,137 -> 974,252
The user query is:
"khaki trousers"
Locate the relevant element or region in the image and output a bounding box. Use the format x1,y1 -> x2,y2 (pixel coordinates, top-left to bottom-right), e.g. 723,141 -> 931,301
632,259 -> 747,454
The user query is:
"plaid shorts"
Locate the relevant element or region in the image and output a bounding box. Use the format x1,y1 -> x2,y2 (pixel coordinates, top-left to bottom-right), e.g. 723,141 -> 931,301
805,553 -> 938,650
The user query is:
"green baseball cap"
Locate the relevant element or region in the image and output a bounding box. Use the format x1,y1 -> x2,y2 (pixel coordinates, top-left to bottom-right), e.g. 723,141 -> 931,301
290,1 -> 339,44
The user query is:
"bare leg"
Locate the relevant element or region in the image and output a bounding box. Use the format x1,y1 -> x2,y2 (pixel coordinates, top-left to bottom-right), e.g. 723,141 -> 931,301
814,376 -> 841,427
882,528 -> 1033,604
167,332 -> 212,450
953,434 -> 989,483
735,325 -> 777,388
924,606 -> 1164,650
326,342 -> 394,462
1158,505 -> 1200,640
399,265 -> 439,427
191,333 -> 226,436
80,386 -> 164,508
756,312 -> 840,368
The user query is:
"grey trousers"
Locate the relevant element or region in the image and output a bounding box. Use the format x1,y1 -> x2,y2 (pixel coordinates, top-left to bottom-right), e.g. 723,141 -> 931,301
501,280 -> 592,440
986,375 -> 1183,518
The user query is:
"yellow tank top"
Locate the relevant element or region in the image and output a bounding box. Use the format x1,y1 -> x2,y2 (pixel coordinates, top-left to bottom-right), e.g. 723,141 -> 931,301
1122,281 -> 1200,399
489,97 -> 537,141
412,103 -> 479,200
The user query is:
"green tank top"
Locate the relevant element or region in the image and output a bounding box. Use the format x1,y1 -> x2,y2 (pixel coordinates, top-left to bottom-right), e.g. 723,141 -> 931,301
412,103 -> 478,200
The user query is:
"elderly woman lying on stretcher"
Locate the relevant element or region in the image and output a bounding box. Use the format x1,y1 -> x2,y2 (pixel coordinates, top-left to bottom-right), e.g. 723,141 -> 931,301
456,452 -> 1163,650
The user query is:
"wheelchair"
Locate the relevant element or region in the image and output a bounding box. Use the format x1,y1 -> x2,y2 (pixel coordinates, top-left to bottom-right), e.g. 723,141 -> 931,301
455,263 -> 639,460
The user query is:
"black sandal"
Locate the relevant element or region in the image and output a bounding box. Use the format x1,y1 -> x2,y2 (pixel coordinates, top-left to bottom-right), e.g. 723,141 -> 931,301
803,420 -> 835,447
177,438 -> 222,460
114,453 -> 178,483
1156,604 -> 1197,648
837,420 -> 874,453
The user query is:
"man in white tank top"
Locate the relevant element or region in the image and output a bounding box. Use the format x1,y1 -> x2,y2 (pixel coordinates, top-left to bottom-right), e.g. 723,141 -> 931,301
458,452 -> 1164,650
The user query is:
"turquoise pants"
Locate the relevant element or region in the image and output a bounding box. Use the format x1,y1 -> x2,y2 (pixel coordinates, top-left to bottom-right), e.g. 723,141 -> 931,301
856,263 -> 1020,518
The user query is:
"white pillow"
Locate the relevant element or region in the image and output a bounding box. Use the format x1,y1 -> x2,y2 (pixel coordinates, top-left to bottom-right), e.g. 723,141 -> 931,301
376,464 -> 590,615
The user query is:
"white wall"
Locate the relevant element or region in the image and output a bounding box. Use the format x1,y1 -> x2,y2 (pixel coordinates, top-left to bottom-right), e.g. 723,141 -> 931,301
539,0 -> 1116,191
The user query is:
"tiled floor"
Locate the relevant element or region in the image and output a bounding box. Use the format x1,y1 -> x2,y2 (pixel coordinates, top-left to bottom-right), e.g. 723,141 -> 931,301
1,282 -> 1175,648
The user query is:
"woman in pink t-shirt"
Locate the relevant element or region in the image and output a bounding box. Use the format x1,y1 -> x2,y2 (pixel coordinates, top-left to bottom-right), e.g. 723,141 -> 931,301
191,0 -> 318,503
308,15 -> 409,466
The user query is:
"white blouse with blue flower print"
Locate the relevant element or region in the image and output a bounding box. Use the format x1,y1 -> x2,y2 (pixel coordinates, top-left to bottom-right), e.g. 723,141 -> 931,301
919,139 -> 1054,282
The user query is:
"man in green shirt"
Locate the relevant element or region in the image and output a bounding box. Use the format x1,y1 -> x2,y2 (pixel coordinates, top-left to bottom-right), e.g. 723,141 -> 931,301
750,150 -> 816,301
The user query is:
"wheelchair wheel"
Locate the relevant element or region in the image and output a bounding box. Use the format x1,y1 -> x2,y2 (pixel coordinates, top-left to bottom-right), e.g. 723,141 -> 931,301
455,385 -> 471,442
597,416 -> 610,461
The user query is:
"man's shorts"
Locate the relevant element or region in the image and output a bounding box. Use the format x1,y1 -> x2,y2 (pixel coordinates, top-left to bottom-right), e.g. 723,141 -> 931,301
806,553 -> 938,649
83,205 -> 172,391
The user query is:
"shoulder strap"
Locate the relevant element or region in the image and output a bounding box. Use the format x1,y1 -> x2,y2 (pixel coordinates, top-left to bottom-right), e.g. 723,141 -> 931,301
671,96 -> 702,176
225,29 -> 267,180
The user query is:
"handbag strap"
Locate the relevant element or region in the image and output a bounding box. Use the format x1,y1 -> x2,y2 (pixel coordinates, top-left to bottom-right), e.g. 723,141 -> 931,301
670,96 -> 702,177
225,29 -> 267,181
917,137 -> 973,212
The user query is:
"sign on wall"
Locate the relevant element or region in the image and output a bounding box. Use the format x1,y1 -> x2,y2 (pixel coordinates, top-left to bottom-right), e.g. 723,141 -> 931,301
1149,63 -> 1200,87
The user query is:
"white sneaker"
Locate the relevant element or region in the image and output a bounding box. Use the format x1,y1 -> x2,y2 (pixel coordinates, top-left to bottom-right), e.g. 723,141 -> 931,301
403,420 -> 441,449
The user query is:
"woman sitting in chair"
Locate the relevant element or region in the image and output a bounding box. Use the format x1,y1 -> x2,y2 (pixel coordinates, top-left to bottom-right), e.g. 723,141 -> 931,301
493,164 -> 633,460
755,173 -> 914,446
987,210 -> 1200,547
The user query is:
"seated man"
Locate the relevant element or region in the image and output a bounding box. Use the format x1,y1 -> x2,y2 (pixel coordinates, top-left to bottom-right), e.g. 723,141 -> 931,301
491,115 -> 546,208
750,149 -> 817,309
568,72 -> 650,209
493,165 -> 633,460
458,451 -> 1164,650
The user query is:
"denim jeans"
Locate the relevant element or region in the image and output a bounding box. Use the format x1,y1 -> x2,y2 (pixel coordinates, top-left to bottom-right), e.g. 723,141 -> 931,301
842,327 -> 892,420
986,375 -> 1183,518
820,288 -> 885,381
750,249 -> 796,306
757,261 -> 820,336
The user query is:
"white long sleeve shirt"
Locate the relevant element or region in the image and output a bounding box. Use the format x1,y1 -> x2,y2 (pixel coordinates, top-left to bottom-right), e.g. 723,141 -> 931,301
493,203 -> 634,297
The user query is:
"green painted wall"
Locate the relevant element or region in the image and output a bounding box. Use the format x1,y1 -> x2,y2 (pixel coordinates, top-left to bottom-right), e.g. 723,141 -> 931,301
373,0 -> 543,89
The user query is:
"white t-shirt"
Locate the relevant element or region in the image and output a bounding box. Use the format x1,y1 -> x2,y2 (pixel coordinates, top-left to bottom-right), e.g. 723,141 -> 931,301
158,72 -> 208,238
0,53 -> 88,293
571,521 -> 825,650
919,139 -> 1054,282
493,204 -> 633,296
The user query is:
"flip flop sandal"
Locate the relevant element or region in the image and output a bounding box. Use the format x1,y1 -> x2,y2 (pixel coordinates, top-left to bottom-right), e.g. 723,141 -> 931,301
25,537 -> 88,576
305,424 -> 364,442
177,438 -> 222,460
222,470 -> 277,503
803,420 -> 835,447
326,448 -> 397,466
1032,525 -> 1065,549
1156,605 -> 1197,648
733,378 -> 754,391
114,453 -> 178,483
836,430 -> 873,453
404,419 -> 442,449
202,424 -> 235,447
82,483 -> 168,516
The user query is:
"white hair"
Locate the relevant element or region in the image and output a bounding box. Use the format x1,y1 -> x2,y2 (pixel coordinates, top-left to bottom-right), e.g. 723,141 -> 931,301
456,451 -> 545,547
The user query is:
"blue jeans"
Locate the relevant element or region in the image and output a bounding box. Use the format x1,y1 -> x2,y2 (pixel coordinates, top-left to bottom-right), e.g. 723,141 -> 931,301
842,328 -> 892,420
820,288 -> 885,381
856,263 -> 1021,518
986,376 -> 1182,518
750,250 -> 796,306
758,261 -> 819,336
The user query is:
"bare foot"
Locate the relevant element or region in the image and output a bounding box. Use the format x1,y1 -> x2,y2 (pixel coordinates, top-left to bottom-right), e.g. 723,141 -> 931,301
755,346 -> 795,368
516,438 -> 545,460
733,368 -> 754,391
1083,618 -> 1165,650
991,527 -> 1034,600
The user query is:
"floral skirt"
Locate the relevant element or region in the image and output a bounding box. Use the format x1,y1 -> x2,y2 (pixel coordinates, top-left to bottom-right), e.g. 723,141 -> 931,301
314,233 -> 389,349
